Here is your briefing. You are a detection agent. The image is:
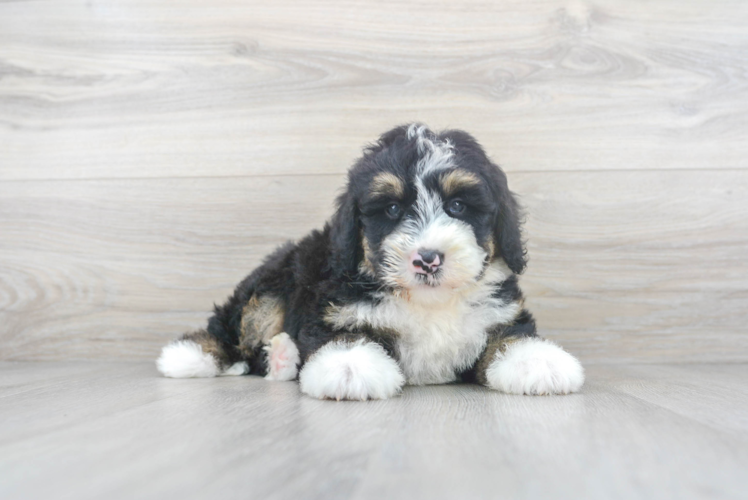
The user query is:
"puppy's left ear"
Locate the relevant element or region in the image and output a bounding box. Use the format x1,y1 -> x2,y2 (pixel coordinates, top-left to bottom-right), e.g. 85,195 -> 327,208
491,168 -> 527,275
329,188 -> 361,277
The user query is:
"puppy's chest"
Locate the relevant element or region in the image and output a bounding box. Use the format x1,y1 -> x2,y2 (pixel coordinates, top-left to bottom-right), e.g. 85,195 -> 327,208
328,294 -> 515,385
392,303 -> 490,385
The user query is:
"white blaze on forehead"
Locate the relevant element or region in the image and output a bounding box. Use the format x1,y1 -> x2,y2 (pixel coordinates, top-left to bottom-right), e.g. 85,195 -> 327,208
405,124 -> 457,225
412,177 -> 442,227
407,124 -> 455,176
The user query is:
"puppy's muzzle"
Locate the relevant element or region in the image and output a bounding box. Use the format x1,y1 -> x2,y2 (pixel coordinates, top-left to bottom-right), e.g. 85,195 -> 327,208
410,249 -> 444,275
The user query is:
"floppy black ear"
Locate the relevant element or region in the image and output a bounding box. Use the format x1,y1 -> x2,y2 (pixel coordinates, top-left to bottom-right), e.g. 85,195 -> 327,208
328,188 -> 361,277
492,169 -> 527,275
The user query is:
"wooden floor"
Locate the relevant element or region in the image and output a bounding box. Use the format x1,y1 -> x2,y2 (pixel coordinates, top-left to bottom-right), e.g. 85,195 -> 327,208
1,362 -> 746,500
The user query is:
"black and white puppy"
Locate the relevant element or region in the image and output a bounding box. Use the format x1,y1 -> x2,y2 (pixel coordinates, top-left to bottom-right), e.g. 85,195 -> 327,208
156,124 -> 584,400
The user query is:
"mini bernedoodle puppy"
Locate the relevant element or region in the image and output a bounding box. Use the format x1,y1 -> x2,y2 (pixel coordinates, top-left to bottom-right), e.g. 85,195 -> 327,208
156,124 -> 585,400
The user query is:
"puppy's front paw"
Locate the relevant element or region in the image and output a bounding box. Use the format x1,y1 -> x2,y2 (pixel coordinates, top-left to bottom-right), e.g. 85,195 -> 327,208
299,339 -> 405,400
486,338 -> 584,395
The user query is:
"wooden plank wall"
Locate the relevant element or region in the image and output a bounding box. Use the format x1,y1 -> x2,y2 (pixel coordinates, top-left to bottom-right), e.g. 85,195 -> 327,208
1,0 -> 747,363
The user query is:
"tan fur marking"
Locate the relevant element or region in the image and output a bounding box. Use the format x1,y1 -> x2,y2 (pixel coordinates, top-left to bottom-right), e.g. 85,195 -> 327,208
484,240 -> 495,261
440,169 -> 481,197
369,172 -> 405,199
360,233 -> 377,276
476,336 -> 526,386
239,295 -> 285,355
181,329 -> 232,369
474,311 -> 526,386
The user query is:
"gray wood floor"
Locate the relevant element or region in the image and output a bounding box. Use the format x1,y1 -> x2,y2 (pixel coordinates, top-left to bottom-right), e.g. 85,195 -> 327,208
1,362 -> 747,500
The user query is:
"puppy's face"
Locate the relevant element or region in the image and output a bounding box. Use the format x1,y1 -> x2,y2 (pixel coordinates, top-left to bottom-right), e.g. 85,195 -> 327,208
334,124 -> 525,303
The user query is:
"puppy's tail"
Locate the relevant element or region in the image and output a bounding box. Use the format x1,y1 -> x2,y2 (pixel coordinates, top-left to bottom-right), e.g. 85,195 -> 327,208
156,329 -> 248,378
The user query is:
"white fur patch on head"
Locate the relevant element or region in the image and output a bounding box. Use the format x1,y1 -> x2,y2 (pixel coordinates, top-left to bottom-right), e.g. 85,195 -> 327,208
156,340 -> 221,378
407,123 -> 454,174
299,339 -> 405,400
264,332 -> 301,381
485,338 -> 585,395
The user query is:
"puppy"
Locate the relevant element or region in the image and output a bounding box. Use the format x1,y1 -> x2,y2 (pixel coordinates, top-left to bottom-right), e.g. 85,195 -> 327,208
156,124 -> 584,400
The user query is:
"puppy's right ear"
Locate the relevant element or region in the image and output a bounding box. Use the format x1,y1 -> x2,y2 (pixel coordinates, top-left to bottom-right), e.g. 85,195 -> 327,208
328,188 -> 361,278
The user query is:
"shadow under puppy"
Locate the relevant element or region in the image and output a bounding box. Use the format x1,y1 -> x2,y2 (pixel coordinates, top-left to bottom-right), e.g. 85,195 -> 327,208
157,124 -> 585,400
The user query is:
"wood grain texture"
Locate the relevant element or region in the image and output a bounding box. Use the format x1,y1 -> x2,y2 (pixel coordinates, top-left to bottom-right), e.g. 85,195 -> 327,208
1,0 -> 747,362
1,0 -> 747,180
1,171 -> 746,362
1,361 -> 747,500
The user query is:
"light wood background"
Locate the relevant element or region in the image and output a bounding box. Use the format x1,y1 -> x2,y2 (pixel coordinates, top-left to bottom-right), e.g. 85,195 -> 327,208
1,0 -> 747,363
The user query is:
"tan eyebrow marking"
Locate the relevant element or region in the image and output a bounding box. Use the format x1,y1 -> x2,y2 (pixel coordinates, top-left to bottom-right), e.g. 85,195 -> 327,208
440,169 -> 481,196
369,172 -> 405,199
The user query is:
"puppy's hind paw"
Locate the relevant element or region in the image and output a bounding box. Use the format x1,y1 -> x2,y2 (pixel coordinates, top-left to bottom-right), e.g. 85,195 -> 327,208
299,340 -> 405,401
156,340 -> 221,378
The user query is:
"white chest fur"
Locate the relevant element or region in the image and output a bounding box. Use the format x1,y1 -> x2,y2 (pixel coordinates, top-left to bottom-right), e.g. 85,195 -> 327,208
326,264 -> 520,385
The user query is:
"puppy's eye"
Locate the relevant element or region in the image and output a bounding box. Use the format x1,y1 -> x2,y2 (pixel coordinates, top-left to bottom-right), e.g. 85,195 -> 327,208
385,203 -> 402,219
446,199 -> 466,216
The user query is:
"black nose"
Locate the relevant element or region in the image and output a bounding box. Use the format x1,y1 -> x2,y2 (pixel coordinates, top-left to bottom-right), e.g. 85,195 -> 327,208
417,249 -> 444,265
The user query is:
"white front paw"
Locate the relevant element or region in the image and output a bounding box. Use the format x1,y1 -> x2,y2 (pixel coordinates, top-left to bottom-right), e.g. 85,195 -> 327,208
486,338 -> 585,395
299,339 -> 405,400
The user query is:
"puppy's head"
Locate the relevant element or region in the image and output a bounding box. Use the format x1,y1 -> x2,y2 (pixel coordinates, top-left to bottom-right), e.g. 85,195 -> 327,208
330,124 -> 525,302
